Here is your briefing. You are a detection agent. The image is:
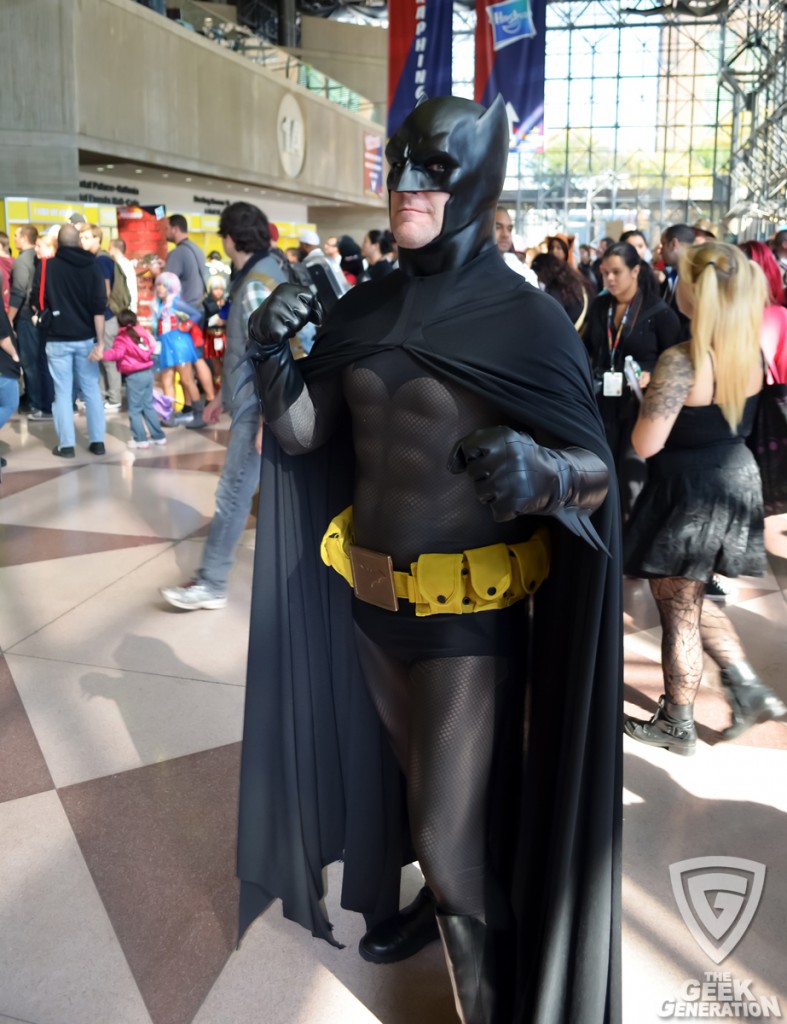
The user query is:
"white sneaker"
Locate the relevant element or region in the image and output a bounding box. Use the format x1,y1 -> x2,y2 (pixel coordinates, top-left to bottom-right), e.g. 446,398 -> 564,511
104,401 -> 122,413
160,580 -> 227,611
128,439 -> 150,449
151,437 -> 168,446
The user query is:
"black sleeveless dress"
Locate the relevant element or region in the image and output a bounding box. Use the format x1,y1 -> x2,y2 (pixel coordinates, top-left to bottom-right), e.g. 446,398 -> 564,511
623,394 -> 766,581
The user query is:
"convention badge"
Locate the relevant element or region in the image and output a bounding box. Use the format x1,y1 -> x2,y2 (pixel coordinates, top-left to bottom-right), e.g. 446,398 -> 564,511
602,371 -> 624,397
213,334 -> 225,351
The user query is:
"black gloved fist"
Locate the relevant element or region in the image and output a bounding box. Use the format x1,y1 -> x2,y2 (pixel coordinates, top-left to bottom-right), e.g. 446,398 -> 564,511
448,425 -> 607,524
247,283 -> 321,355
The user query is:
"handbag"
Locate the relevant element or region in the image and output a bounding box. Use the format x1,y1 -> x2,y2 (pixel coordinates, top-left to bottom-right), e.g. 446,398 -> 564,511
36,258 -> 53,332
747,354 -> 787,516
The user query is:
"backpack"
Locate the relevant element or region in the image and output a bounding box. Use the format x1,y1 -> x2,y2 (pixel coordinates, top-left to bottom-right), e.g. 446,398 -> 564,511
108,262 -> 132,315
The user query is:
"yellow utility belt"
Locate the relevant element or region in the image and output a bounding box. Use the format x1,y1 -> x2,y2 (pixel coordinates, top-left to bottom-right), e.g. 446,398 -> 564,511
320,505 -> 551,618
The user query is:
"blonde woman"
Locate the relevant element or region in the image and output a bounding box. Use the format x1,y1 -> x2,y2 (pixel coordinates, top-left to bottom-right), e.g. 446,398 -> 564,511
623,242 -> 786,754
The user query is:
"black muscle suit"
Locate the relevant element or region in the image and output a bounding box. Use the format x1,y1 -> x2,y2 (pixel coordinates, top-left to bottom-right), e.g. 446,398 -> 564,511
236,96 -> 623,1024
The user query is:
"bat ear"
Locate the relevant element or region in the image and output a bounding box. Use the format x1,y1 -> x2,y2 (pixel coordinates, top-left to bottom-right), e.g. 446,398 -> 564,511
479,94 -> 508,132
415,92 -> 429,108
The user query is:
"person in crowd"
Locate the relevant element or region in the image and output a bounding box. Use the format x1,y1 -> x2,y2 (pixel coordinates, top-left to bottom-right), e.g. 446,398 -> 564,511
623,242 -> 786,753
164,214 -> 207,306
164,214 -> 215,420
531,252 -> 595,330
160,201 -> 288,610
578,242 -> 600,290
584,240 -> 681,517
338,235 -> 364,285
0,301 -> 21,471
620,229 -> 651,263
102,309 -> 166,449
739,239 -> 787,384
693,219 -> 716,242
285,247 -> 300,264
109,238 -> 139,314
298,230 -> 349,292
236,95 -> 620,1024
323,235 -> 341,267
150,272 -> 204,424
659,223 -> 695,341
206,249 -> 231,282
770,229 -> 787,289
360,229 -> 395,282
203,274 -> 229,383
35,231 -> 58,261
592,235 -> 615,282
545,232 -> 577,266
495,207 -> 538,285
31,224 -> 106,458
80,224 -> 122,412
9,224 -> 54,420
0,231 -> 14,313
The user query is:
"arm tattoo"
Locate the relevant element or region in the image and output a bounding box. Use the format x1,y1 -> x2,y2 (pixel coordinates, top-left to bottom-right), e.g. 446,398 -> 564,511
640,347 -> 694,421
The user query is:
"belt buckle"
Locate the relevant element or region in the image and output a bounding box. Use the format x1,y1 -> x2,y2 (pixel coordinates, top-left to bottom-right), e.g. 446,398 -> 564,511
349,545 -> 399,612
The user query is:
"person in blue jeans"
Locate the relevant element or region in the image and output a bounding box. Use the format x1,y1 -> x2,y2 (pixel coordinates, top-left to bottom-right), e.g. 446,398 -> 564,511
160,202 -> 287,610
0,302 -> 21,471
32,224 -> 106,458
102,309 -> 167,449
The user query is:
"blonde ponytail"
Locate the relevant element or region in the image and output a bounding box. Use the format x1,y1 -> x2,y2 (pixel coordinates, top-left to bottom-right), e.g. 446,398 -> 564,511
679,243 -> 765,430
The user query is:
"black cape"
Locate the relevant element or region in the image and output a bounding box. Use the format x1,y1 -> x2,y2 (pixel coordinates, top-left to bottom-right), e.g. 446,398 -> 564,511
237,246 -> 623,1024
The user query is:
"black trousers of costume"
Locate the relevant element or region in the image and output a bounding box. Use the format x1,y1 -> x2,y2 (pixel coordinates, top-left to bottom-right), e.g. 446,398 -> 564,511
353,609 -> 522,922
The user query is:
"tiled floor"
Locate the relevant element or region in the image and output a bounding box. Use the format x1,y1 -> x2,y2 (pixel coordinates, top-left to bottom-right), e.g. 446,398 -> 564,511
1,409 -> 786,1024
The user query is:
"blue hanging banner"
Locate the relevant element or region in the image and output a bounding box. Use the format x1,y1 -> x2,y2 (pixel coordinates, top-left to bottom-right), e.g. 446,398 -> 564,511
475,0 -> 546,152
388,0 -> 454,138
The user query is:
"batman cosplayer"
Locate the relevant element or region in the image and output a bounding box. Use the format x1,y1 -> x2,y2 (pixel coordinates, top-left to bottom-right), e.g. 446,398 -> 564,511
236,96 -> 623,1024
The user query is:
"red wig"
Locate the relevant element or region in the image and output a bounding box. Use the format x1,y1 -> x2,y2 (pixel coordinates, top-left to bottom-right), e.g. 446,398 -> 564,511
739,240 -> 785,306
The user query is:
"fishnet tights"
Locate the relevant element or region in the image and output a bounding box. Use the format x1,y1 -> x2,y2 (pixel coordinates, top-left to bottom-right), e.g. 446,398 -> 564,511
354,625 -> 506,917
649,577 -> 746,705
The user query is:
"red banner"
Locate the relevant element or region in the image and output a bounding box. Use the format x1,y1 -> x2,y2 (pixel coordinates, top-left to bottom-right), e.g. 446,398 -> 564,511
117,206 -> 168,326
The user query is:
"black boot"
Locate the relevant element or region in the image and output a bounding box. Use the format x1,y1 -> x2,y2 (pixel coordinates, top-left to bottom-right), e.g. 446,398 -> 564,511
185,398 -> 207,430
359,887 -> 439,964
437,912 -> 496,1024
624,695 -> 697,756
720,662 -> 787,739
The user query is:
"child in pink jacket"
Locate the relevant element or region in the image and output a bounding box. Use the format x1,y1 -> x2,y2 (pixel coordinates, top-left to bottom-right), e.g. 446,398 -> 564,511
103,309 -> 167,448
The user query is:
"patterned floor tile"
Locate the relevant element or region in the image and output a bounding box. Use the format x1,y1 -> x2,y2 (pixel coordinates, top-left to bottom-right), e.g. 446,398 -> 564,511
0,523 -> 165,567
0,543 -> 173,651
0,655 -> 54,804
59,745 -> 241,1024
7,540 -> 253,686
8,654 -> 245,787
0,791 -> 153,1024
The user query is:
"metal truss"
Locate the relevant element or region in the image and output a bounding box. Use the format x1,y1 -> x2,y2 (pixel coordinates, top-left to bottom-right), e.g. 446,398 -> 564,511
463,0 -> 787,242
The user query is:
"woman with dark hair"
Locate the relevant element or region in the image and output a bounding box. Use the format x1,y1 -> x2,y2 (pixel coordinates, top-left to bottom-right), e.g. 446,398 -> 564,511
620,229 -> 651,263
338,235 -> 364,286
584,240 -> 681,516
531,252 -> 594,331
361,229 -> 395,282
739,239 -> 787,389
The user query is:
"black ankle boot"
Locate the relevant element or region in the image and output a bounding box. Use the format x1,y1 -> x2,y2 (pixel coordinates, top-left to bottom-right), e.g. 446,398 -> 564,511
624,695 -> 697,756
720,662 -> 787,739
437,912 -> 497,1024
359,887 -> 439,963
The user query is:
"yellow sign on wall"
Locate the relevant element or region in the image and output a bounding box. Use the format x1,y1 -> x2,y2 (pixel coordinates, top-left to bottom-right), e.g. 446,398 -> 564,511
28,201 -> 84,222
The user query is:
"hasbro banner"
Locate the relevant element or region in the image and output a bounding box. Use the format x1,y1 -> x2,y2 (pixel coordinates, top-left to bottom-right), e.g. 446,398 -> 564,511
475,0 -> 546,151
388,0 -> 453,138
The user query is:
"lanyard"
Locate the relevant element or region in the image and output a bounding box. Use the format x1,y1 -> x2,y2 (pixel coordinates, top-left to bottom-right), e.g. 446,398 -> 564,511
606,293 -> 641,369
